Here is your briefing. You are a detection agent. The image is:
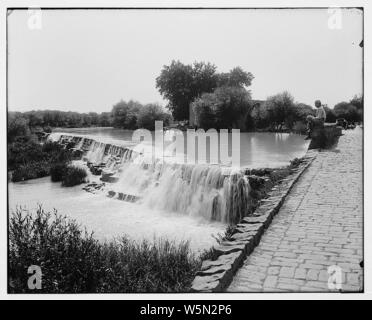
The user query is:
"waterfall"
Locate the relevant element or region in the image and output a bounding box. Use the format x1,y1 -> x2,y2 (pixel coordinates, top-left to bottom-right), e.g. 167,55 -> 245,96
85,141 -> 106,164
49,133 -> 250,223
114,159 -> 250,223
47,132 -> 63,142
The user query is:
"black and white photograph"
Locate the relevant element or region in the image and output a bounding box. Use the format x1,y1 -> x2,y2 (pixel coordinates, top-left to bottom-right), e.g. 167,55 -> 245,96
2,1 -> 368,300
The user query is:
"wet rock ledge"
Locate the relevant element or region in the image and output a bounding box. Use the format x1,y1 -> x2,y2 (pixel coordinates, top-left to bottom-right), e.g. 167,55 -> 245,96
191,149 -> 318,292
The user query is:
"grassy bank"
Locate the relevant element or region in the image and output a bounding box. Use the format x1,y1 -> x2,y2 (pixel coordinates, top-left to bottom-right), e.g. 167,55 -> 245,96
9,206 -> 202,293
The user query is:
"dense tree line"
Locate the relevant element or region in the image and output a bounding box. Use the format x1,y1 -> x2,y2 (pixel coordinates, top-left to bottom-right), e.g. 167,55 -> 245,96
8,60 -> 363,140
156,60 -> 363,131
111,100 -> 171,130
8,101 -> 172,143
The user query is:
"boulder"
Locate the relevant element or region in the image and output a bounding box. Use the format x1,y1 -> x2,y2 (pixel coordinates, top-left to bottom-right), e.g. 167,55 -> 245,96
213,243 -> 245,256
233,222 -> 263,235
107,190 -> 116,198
101,170 -> 119,182
191,276 -> 223,292
90,166 -> 103,175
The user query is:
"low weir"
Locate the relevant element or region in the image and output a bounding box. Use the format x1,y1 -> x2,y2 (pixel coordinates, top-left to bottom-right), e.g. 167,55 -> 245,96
48,132 -> 251,223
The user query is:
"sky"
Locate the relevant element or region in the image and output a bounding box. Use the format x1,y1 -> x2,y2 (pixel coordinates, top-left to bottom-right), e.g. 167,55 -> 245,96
7,8 -> 363,113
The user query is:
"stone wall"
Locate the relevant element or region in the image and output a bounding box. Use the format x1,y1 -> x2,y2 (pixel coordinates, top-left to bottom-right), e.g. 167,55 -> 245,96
308,123 -> 342,150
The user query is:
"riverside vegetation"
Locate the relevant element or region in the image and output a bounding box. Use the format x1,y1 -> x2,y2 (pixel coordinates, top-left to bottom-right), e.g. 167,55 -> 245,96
8,60 -> 363,136
8,116 -> 87,185
9,206 -> 203,293
8,136 -> 87,186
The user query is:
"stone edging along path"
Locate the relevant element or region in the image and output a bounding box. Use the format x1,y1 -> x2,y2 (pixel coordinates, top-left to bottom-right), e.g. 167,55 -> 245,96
191,149 -> 318,292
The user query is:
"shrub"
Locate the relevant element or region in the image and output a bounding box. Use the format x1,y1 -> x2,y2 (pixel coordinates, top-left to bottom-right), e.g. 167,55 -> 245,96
9,207 -> 104,293
8,137 -> 72,182
50,162 -> 68,182
11,161 -> 50,182
41,141 -> 63,153
61,166 -> 87,187
9,206 -> 202,293
8,139 -> 44,170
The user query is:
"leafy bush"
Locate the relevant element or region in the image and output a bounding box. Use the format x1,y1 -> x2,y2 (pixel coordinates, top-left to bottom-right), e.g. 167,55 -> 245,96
8,138 -> 72,182
41,141 -> 63,154
11,161 -> 50,182
9,207 -> 202,293
61,166 -> 87,186
50,162 -> 68,182
8,138 -> 44,170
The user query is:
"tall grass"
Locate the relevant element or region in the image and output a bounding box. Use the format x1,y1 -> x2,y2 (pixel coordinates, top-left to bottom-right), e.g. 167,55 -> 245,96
9,206 -> 202,293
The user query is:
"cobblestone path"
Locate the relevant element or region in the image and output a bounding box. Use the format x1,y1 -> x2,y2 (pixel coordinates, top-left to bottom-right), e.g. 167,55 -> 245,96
228,128 -> 363,292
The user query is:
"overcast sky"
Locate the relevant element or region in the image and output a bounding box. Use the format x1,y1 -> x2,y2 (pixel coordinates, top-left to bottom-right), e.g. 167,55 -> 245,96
8,8 -> 363,113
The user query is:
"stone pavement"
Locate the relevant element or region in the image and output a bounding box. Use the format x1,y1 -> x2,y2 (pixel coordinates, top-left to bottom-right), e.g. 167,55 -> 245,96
227,128 -> 363,292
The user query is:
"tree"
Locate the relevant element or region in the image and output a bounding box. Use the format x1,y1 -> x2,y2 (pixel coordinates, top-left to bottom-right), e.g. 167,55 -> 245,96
137,104 -> 171,130
192,93 -> 218,130
350,94 -> 363,122
99,112 -> 112,127
350,95 -> 363,111
27,111 -> 44,127
323,106 -> 337,123
8,113 -> 30,143
111,100 -> 141,129
192,86 -> 251,130
295,103 -> 314,121
217,67 -> 254,88
264,92 -> 297,130
334,101 -> 360,122
156,61 -> 218,121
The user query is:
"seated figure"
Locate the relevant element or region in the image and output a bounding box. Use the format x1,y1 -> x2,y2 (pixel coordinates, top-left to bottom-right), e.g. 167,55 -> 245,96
305,100 -> 326,139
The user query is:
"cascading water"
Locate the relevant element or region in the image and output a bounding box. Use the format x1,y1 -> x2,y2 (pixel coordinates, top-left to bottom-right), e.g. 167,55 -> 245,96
139,163 -> 250,223
85,141 -> 106,164
48,133 -> 251,224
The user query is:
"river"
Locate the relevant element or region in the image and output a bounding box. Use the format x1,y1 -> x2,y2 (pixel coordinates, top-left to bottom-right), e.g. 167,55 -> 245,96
8,127 -> 310,253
